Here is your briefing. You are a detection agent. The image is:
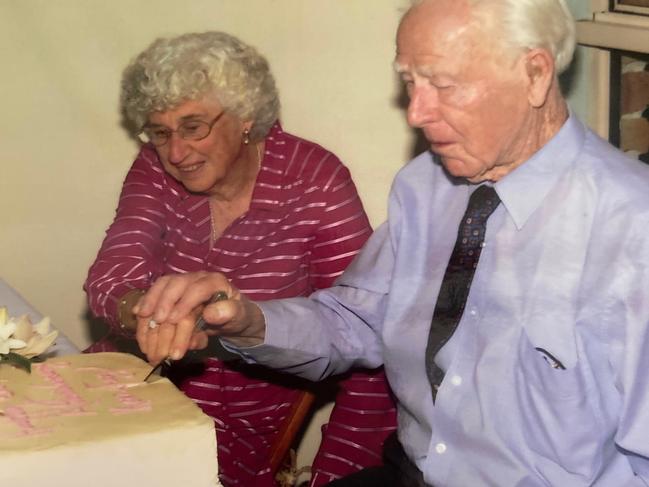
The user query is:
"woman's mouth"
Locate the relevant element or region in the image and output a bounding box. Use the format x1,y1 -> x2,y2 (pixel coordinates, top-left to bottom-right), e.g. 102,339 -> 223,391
178,162 -> 204,174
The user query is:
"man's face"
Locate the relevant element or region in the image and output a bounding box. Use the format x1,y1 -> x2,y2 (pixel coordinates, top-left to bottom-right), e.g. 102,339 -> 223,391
395,0 -> 533,183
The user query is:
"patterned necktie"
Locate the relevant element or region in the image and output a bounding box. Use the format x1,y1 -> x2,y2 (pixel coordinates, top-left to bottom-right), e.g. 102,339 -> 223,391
425,185 -> 501,401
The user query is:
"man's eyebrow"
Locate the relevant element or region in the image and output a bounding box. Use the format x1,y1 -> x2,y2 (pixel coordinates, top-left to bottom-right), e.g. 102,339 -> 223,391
416,65 -> 437,77
393,62 -> 440,79
393,61 -> 408,74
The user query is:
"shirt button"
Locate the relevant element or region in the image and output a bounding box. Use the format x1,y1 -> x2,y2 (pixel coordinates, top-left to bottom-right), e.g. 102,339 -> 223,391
469,309 -> 477,316
435,442 -> 447,454
450,375 -> 462,386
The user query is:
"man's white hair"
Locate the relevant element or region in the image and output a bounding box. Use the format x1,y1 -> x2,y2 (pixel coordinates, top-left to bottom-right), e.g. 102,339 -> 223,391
410,0 -> 576,74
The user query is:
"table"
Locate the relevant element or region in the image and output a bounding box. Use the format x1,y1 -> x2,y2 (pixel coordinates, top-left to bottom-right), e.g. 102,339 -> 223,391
0,277 -> 79,356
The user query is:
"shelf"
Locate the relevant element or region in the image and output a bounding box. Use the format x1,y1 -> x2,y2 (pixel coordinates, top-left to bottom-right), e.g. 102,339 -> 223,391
576,12 -> 649,53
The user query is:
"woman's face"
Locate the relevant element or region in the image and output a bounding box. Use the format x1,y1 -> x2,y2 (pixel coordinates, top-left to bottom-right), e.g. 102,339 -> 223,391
146,97 -> 250,195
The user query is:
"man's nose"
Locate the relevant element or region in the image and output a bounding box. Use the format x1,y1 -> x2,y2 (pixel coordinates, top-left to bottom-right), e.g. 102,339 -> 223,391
166,133 -> 191,164
407,87 -> 441,128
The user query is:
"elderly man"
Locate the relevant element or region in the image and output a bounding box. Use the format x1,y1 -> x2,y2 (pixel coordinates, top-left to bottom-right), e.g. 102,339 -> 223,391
134,0 -> 649,485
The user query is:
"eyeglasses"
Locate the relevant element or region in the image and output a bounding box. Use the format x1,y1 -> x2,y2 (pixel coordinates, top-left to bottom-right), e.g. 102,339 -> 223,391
138,111 -> 226,147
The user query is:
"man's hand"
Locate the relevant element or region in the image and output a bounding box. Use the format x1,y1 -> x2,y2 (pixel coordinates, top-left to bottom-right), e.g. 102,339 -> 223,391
133,272 -> 266,363
135,311 -> 205,365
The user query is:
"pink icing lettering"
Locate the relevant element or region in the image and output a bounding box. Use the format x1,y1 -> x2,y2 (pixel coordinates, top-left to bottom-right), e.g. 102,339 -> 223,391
96,371 -> 152,414
3,362 -> 152,433
48,365 -> 152,414
30,364 -> 93,419
0,382 -> 12,401
3,405 -> 50,436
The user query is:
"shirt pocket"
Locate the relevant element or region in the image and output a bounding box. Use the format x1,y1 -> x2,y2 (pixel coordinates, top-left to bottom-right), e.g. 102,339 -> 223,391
510,329 -> 603,482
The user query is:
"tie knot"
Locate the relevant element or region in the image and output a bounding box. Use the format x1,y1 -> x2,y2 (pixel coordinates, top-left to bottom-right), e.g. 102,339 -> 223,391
467,185 -> 500,220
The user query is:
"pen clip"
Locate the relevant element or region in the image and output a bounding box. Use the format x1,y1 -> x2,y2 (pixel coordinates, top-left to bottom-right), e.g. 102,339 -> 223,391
534,347 -> 566,370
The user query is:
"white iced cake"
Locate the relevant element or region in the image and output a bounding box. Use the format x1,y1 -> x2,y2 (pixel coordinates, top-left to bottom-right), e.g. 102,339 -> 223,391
0,352 -> 221,486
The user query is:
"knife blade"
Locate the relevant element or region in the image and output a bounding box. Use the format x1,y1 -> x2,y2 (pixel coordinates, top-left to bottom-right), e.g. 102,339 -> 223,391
143,291 -> 228,382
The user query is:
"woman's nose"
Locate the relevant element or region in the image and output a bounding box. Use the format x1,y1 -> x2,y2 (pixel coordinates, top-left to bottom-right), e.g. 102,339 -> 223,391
166,133 -> 191,164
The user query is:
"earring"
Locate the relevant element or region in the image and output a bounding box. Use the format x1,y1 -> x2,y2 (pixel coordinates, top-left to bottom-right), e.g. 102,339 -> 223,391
242,128 -> 250,145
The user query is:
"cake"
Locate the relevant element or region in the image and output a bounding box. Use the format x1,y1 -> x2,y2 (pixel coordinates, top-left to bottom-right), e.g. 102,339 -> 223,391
0,352 -> 221,486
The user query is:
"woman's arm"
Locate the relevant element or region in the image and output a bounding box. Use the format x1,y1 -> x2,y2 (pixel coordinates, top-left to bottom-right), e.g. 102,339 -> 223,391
84,146 -> 167,334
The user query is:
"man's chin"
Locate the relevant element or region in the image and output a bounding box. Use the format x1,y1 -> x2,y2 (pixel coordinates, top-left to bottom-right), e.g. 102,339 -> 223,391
441,159 -> 494,184
439,157 -> 474,179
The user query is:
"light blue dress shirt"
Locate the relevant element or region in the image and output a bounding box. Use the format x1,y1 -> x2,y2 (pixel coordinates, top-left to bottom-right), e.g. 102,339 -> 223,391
235,115 -> 649,486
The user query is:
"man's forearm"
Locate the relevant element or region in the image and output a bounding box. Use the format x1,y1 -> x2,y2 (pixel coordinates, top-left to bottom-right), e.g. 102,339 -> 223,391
221,291 -> 384,381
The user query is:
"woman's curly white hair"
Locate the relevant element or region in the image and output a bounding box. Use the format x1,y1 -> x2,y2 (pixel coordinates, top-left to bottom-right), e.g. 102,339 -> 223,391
121,31 -> 280,142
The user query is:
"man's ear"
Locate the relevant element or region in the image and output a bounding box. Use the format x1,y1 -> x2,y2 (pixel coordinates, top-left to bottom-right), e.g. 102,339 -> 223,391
524,48 -> 555,108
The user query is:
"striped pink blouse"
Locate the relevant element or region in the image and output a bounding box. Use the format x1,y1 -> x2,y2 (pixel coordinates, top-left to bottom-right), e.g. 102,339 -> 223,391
85,124 -> 397,486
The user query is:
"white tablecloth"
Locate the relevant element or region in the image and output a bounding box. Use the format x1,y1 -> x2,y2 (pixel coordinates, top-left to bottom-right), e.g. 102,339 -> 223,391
0,277 -> 79,356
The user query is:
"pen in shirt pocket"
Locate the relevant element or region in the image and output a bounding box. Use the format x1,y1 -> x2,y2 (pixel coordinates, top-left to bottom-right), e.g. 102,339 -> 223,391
534,347 -> 566,370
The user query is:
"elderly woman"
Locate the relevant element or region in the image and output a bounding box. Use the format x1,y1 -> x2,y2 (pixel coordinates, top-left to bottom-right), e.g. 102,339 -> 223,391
84,32 -> 396,486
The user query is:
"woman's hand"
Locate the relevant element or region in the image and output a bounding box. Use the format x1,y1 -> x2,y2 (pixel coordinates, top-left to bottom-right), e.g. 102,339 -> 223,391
135,311 -> 206,365
133,272 -> 266,363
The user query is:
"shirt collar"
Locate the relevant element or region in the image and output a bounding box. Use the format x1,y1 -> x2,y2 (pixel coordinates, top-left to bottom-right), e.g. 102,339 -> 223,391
495,112 -> 585,230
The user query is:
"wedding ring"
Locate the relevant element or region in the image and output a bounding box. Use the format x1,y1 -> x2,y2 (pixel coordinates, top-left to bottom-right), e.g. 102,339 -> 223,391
148,319 -> 158,330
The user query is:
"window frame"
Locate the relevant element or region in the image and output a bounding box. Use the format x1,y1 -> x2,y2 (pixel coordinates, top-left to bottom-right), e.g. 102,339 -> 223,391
612,0 -> 649,16
574,0 -> 649,138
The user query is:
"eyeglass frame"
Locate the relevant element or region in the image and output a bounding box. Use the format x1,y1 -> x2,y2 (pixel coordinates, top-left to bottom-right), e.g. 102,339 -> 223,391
138,111 -> 227,147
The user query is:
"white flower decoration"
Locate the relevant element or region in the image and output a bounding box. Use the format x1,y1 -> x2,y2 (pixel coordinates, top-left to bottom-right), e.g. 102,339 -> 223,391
0,316 -> 27,355
13,315 -> 58,359
0,306 -> 57,358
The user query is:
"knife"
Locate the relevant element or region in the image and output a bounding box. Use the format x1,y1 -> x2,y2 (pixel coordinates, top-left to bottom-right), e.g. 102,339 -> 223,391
143,291 -> 228,382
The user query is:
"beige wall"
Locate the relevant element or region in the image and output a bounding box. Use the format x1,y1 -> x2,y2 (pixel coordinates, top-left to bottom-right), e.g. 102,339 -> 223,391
0,0 -> 414,349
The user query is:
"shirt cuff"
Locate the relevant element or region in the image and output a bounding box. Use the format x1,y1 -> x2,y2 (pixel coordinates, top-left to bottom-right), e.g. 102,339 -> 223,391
219,299 -> 315,367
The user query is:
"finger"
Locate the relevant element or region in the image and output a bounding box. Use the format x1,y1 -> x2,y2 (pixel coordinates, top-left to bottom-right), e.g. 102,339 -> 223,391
133,275 -> 170,317
135,316 -> 152,354
141,273 -> 203,323
168,273 -> 231,323
150,276 -> 193,323
168,314 -> 197,361
201,300 -> 243,339
145,324 -> 161,364
201,289 -> 240,330
202,293 -> 266,348
188,331 -> 209,351
152,322 -> 176,365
